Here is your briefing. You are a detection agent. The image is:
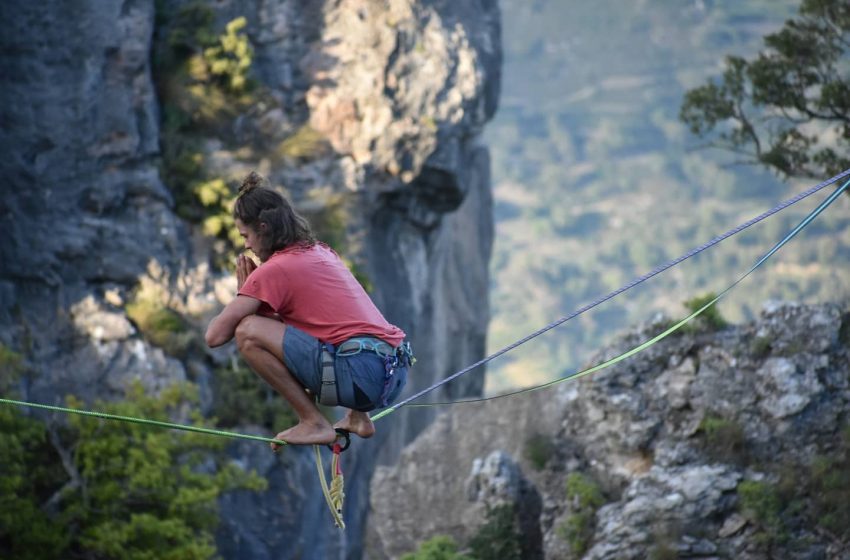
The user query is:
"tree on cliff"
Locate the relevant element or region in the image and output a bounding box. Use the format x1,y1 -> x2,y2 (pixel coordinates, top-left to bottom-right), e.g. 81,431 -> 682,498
0,374 -> 265,560
680,0 -> 850,181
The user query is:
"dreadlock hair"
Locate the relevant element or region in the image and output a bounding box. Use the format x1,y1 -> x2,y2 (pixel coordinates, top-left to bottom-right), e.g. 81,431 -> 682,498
233,172 -> 315,261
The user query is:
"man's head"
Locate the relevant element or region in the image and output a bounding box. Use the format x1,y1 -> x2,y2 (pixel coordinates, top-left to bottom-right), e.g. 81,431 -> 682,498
233,172 -> 315,261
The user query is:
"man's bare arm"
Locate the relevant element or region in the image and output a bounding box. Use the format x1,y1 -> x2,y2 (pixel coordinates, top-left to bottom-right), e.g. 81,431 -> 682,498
205,295 -> 262,347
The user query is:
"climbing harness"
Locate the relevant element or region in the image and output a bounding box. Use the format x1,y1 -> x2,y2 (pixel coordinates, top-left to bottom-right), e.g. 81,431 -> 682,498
1,169 -> 848,530
319,337 -> 416,408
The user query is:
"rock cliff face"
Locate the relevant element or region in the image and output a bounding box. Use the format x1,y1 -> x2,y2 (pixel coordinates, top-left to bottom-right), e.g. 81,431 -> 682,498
0,1 -> 500,559
370,302 -> 850,559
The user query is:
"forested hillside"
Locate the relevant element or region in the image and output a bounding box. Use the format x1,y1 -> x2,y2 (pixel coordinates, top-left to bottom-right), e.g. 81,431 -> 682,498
485,0 -> 850,392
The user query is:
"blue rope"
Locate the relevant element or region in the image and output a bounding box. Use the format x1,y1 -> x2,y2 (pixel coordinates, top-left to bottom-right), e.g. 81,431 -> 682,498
376,168 -> 850,416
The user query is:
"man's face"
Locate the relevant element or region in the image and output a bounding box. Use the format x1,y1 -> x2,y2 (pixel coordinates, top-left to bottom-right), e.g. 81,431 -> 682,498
235,218 -> 262,260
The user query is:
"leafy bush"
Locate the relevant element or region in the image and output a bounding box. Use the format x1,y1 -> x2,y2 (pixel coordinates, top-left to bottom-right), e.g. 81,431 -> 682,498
682,292 -> 728,332
698,413 -> 749,465
738,480 -> 787,546
0,405 -> 70,558
1,381 -> 266,559
126,295 -> 193,358
557,511 -> 596,557
808,425 -> 850,538
566,471 -> 605,510
523,432 -> 556,470
154,6 -> 259,265
468,504 -> 523,560
0,343 -> 25,390
557,472 -> 605,556
275,125 -> 330,163
400,535 -> 472,560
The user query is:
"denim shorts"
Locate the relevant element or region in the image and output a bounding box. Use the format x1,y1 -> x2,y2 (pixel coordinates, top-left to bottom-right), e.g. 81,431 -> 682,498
282,325 -> 408,412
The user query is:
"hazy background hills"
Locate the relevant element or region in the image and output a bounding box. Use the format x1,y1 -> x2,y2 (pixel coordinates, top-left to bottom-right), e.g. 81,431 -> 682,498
484,0 -> 850,392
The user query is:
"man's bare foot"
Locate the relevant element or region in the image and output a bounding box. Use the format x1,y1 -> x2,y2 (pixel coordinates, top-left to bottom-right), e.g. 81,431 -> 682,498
271,421 -> 336,450
334,410 -> 375,439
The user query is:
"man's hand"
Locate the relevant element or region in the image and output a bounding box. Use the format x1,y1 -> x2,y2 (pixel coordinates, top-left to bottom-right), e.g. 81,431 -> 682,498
236,254 -> 257,291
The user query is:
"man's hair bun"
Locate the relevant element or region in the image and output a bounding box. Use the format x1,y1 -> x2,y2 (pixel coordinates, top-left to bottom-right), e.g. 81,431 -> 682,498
239,171 -> 267,194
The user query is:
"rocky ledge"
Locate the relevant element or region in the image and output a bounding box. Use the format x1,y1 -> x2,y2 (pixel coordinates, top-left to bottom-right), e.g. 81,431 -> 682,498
370,301 -> 850,559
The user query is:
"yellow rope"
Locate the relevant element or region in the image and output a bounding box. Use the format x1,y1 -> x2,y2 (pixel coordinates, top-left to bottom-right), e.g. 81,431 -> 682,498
313,444 -> 345,529
329,451 -> 345,515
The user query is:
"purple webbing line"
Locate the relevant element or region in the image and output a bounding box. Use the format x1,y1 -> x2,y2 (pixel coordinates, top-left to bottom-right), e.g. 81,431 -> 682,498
393,168 -> 850,410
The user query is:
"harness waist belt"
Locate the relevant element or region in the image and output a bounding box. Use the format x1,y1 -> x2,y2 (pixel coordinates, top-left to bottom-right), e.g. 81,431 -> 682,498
336,337 -> 395,357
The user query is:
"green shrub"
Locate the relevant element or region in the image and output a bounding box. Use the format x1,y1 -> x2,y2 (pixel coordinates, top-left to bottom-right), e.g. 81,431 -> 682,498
523,432 -> 556,470
738,480 -> 786,546
682,292 -> 728,332
125,296 -> 193,358
0,344 -> 26,391
557,472 -> 605,556
0,405 -> 70,558
750,335 -> 772,357
154,6 -> 259,265
566,472 -> 605,510
400,535 -> 471,560
1,381 -> 265,559
557,511 -> 595,557
808,425 -> 850,538
468,504 -> 523,560
698,413 -> 749,465
275,125 -> 330,163
203,17 -> 253,93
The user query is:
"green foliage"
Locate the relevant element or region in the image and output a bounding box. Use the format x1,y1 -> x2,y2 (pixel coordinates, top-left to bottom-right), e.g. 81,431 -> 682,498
0,407 -> 70,558
566,472 -> 605,510
557,511 -> 596,557
468,504 -> 523,560
680,0 -> 850,179
807,425 -> 850,537
682,293 -> 728,332
126,294 -> 193,358
737,480 -> 787,546
0,343 -> 25,391
212,359 -> 297,432
523,432 -> 556,470
697,413 -> 749,465
400,535 -> 472,560
275,125 -> 330,163
750,335 -> 773,357
1,382 -> 265,559
154,5 -> 258,264
203,17 -> 253,93
557,472 -> 605,556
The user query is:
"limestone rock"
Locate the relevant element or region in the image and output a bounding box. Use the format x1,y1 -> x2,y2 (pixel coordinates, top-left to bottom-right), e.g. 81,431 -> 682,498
371,303 -> 850,559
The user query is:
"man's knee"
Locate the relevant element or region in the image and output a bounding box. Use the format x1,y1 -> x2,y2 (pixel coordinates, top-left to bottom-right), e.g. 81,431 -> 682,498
234,315 -> 261,352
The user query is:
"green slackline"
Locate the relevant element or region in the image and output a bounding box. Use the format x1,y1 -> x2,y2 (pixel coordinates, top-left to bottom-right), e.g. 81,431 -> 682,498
0,397 -> 288,447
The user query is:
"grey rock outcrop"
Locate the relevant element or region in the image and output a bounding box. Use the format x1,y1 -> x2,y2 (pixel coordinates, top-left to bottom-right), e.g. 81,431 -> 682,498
1,1 -> 500,559
370,302 -> 850,559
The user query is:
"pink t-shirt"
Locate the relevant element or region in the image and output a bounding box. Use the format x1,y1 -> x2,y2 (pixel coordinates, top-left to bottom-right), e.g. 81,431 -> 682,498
238,243 -> 405,346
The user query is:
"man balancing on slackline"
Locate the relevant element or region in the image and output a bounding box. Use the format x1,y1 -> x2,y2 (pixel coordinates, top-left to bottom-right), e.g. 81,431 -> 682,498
205,172 -> 414,448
